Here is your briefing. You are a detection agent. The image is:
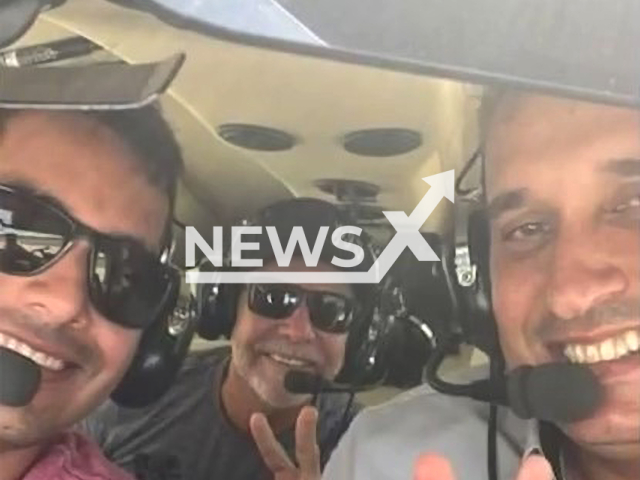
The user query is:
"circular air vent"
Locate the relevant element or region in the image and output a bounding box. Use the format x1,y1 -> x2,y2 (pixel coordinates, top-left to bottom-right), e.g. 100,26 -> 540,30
342,128 -> 422,157
217,124 -> 297,152
314,179 -> 380,202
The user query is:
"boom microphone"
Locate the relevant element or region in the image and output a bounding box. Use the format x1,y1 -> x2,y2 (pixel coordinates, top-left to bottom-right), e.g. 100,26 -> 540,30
0,347 -> 41,407
426,347 -> 604,424
506,363 -> 603,423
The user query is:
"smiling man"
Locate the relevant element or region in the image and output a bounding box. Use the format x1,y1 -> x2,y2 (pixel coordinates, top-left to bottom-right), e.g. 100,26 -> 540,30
227,258 -> 353,412
482,92 -> 640,480
0,106 -> 183,480
83,198 -> 373,480
320,92 -> 640,480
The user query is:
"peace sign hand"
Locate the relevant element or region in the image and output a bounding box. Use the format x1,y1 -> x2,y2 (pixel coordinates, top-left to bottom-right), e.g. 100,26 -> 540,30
251,406 -> 321,480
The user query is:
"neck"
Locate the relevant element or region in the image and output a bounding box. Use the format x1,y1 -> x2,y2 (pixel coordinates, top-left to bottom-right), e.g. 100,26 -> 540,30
221,365 -> 302,434
0,443 -> 44,480
565,441 -> 640,480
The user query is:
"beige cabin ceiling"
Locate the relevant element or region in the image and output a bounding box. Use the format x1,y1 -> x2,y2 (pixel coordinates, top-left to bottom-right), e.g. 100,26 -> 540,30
17,0 -> 480,246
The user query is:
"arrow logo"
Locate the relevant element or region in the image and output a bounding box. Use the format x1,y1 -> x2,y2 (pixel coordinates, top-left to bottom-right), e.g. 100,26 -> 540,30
186,170 -> 454,284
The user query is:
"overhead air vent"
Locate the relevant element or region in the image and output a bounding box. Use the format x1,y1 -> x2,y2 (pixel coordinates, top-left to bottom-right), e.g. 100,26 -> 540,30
342,128 -> 422,157
217,124 -> 297,152
314,178 -> 380,203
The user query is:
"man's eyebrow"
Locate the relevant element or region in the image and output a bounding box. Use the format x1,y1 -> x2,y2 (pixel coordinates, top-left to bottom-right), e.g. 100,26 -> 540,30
486,188 -> 528,220
4,180 -> 72,214
3,179 -> 146,246
602,158 -> 640,177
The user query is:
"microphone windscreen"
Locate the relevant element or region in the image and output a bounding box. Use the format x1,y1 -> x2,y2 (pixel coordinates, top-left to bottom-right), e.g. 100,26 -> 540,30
0,347 -> 41,407
507,363 -> 603,423
284,370 -> 321,394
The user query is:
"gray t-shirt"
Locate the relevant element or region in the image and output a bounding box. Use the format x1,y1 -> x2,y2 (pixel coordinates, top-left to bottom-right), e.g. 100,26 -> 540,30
322,383 -> 527,480
81,347 -> 359,480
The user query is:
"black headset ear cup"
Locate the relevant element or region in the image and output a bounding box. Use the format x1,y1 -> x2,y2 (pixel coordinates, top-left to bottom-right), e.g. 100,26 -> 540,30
337,234 -> 446,387
196,282 -> 238,340
382,315 -> 434,388
466,210 -> 500,354
404,233 -> 457,341
110,270 -> 197,408
334,300 -> 388,385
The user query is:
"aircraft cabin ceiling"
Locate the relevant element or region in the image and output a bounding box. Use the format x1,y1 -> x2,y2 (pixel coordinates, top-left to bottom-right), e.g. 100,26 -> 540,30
12,0 -> 481,254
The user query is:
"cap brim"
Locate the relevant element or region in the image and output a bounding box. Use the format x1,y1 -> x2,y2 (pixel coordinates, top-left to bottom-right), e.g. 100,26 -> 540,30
0,52 -> 185,110
0,0 -> 41,50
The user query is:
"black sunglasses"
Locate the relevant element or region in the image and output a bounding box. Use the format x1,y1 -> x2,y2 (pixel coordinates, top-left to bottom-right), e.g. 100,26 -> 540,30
246,283 -> 356,334
0,184 -> 179,329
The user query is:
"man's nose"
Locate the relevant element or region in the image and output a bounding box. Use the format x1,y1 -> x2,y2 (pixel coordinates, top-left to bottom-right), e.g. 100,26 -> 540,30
278,303 -> 316,342
547,228 -> 629,320
20,244 -> 90,328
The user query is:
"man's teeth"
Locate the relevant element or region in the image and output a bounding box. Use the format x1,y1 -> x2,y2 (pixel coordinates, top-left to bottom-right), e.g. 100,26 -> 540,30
0,332 -> 65,371
564,330 -> 640,364
269,353 -> 310,368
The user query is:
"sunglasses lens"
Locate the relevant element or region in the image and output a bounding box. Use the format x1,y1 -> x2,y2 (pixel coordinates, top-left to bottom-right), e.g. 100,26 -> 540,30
248,284 -> 300,320
307,293 -> 354,334
90,239 -> 175,329
0,189 -> 71,274
249,284 -> 354,334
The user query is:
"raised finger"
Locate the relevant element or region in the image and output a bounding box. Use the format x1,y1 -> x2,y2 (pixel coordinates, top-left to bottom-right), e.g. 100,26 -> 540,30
250,412 -> 295,474
295,406 -> 321,478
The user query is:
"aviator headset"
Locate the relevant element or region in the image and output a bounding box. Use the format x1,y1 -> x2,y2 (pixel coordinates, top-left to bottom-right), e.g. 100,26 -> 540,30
195,198 -> 395,386
0,182 -> 198,408
413,151 -> 510,480
422,150 -> 502,390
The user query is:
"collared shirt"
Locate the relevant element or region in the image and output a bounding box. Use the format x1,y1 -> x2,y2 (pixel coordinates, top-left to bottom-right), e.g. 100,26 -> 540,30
322,382 -> 566,480
23,432 -> 134,480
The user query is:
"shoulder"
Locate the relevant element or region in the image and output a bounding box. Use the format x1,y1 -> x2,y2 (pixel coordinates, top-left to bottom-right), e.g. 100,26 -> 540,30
323,384 -> 528,480
343,364 -> 530,450
81,347 -> 230,442
180,344 -> 231,375
347,384 -> 490,446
